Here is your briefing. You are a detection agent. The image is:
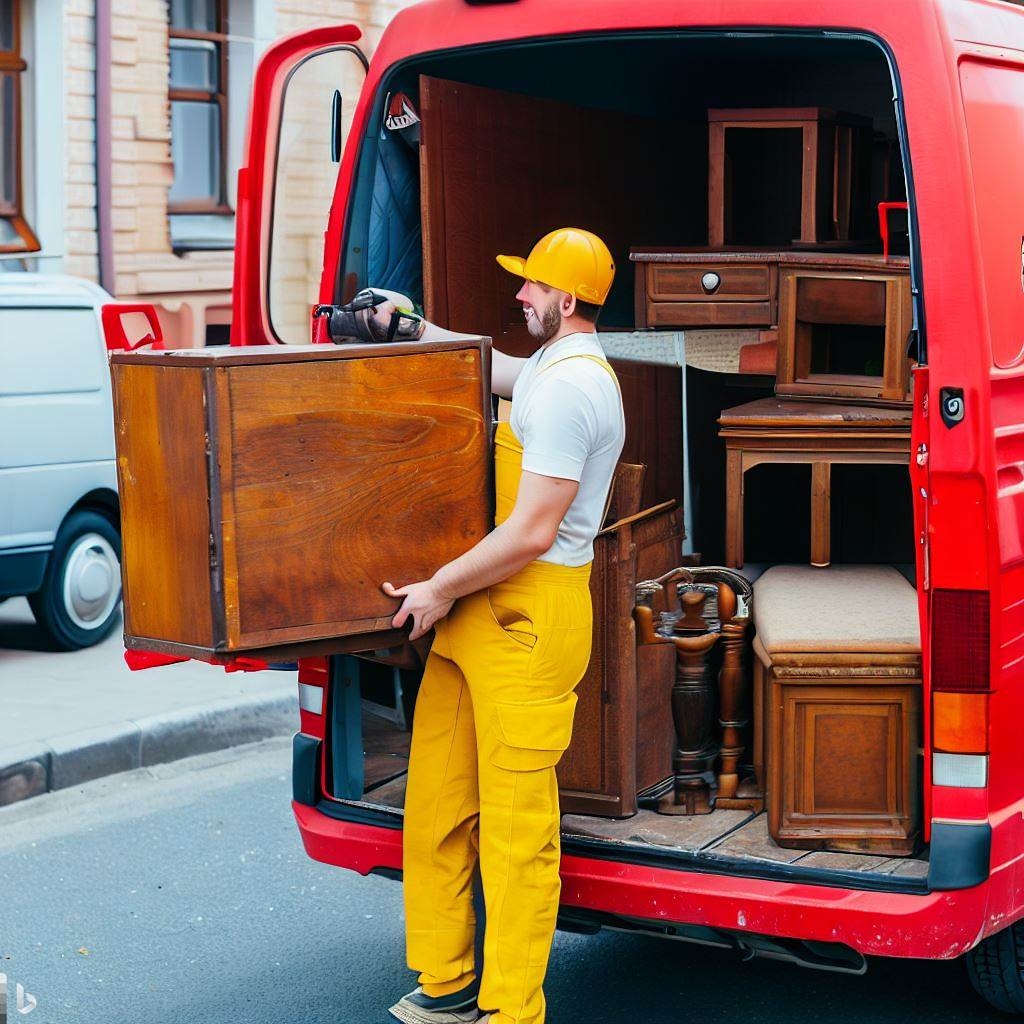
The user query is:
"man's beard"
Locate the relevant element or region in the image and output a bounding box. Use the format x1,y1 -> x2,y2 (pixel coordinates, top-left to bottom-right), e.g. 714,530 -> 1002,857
526,300 -> 561,343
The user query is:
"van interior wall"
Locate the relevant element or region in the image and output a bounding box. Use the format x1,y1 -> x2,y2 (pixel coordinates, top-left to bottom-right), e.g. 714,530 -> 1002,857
341,35 -> 924,859
364,34 -> 903,331
360,34 -> 909,552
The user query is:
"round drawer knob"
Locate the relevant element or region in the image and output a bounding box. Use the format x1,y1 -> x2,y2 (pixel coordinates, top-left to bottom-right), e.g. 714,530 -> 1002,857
701,272 -> 722,294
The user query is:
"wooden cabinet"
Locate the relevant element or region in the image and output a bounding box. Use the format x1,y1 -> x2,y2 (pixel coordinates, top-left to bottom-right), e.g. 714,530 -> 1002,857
762,656 -> 921,855
752,565 -> 922,855
631,250 -> 910,340
110,341 -> 492,662
634,256 -> 776,328
558,501 -> 684,817
708,107 -> 873,247
776,266 -> 913,405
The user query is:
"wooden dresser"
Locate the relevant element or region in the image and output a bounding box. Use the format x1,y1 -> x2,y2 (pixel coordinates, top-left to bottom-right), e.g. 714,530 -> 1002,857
110,341 -> 492,662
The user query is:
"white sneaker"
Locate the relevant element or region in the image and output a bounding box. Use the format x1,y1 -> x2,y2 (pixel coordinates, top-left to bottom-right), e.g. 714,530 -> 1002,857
387,982 -> 482,1024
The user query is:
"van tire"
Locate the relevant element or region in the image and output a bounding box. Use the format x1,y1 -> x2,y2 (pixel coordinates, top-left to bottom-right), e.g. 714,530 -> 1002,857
29,510 -> 122,651
966,921 -> 1024,1014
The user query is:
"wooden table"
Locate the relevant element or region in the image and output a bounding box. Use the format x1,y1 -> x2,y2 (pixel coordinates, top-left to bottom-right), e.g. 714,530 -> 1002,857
717,397 -> 912,568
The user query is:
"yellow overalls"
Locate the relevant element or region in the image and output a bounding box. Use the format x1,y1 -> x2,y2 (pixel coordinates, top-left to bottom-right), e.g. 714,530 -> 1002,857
403,353 -> 619,1024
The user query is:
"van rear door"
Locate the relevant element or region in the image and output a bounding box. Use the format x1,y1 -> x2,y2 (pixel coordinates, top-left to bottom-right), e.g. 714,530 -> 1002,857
231,26 -> 367,347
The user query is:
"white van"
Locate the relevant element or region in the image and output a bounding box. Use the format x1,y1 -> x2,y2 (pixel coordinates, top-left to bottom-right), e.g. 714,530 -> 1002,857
0,274 -> 121,650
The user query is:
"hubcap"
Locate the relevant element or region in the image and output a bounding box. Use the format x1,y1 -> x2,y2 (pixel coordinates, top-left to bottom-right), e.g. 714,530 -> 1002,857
62,532 -> 120,630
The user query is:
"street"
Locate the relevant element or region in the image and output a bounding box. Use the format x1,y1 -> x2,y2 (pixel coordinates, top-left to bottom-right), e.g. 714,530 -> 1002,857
0,738 -> 1005,1024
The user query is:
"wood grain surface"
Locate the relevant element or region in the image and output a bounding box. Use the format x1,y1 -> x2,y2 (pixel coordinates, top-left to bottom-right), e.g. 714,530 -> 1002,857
112,342 -> 491,657
111,363 -> 214,648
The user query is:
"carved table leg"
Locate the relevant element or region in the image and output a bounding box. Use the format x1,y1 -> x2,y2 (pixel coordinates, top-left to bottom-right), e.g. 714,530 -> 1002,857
659,630 -> 721,815
715,619 -> 747,801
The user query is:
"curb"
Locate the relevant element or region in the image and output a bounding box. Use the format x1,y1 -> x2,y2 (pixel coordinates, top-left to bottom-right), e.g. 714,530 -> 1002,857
0,687 -> 299,808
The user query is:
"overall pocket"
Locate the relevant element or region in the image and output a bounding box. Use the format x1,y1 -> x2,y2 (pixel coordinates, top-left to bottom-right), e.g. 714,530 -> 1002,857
487,690 -> 579,772
486,584 -> 538,651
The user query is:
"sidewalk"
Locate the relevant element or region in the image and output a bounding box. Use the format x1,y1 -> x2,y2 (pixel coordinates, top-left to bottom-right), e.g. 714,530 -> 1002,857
0,597 -> 299,807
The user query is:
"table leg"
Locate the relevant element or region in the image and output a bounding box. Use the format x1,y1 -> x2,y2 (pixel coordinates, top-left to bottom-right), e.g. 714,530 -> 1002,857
725,449 -> 744,568
811,461 -> 831,567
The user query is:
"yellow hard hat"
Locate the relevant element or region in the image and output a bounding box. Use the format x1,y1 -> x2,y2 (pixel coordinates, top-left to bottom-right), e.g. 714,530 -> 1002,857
496,227 -> 615,306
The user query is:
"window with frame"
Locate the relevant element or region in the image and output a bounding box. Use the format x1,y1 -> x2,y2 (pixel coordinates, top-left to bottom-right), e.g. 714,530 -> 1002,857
0,0 -> 39,253
168,0 -> 229,214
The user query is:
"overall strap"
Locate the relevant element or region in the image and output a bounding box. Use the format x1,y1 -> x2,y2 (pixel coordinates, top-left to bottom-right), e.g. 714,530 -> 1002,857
538,352 -> 621,395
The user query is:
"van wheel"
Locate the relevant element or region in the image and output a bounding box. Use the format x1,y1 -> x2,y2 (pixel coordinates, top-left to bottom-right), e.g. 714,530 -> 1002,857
29,510 -> 122,651
966,920 -> 1024,1014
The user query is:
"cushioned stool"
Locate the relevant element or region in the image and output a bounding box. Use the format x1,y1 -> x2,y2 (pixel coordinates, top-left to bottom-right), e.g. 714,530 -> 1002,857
752,565 -> 922,855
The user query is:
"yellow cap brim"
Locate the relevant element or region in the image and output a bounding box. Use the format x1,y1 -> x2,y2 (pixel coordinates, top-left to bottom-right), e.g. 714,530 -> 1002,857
496,254 -> 528,279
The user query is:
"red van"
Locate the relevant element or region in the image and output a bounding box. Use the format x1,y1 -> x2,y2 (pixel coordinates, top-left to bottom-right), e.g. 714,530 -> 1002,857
224,0 -> 1024,1013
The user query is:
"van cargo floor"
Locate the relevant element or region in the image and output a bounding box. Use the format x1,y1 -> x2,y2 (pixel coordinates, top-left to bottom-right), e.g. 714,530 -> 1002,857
352,713 -> 929,879
358,769 -> 928,879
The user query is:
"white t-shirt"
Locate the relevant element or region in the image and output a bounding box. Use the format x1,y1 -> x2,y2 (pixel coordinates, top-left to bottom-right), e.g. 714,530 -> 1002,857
509,332 -> 626,566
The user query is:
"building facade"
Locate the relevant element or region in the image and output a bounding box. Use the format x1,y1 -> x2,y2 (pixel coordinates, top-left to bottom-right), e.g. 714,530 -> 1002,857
0,0 -> 411,344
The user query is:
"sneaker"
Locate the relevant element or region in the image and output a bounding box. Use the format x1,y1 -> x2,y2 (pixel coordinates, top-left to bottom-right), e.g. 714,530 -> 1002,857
387,981 -> 482,1024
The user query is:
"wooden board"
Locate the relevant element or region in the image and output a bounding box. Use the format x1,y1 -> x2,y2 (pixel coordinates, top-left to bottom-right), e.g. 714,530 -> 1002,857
558,502 -> 684,817
110,341 -> 492,659
419,75 -> 704,353
561,808 -> 754,852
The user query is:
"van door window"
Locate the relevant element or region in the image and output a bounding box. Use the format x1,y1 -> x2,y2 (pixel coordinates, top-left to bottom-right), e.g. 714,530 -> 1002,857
267,47 -> 366,345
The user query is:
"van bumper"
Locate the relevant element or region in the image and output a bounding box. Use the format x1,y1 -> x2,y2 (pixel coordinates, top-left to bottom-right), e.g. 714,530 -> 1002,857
292,802 -> 996,960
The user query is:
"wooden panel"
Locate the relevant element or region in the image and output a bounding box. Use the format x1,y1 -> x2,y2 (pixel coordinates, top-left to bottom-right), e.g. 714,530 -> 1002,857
111,363 -> 214,648
420,75 -> 704,352
767,672 -> 921,854
610,359 -> 683,511
648,263 -> 771,302
795,276 -> 886,325
647,300 -> 774,328
559,503 -> 683,817
225,348 -> 489,642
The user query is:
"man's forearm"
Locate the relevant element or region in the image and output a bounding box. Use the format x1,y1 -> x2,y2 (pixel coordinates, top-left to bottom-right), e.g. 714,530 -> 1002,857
432,523 -> 547,601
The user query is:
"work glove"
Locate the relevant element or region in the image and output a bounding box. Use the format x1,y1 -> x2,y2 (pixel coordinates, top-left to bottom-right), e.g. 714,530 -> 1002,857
313,288 -> 425,344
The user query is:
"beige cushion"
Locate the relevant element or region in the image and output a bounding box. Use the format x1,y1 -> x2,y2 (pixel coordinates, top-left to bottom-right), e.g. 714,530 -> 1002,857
753,565 -> 920,654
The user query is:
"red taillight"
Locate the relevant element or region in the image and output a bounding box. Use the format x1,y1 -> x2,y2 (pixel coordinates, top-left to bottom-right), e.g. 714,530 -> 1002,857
931,589 -> 990,693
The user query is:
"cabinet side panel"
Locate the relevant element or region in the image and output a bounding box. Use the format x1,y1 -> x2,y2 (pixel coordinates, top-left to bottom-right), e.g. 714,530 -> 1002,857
226,347 -> 490,640
112,363 -> 213,647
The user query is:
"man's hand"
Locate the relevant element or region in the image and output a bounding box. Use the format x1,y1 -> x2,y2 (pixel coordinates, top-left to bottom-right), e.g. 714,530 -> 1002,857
382,578 -> 454,641
365,289 -> 422,341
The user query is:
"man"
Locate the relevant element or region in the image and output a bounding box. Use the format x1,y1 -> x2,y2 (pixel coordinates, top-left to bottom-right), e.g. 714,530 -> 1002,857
370,228 -> 625,1024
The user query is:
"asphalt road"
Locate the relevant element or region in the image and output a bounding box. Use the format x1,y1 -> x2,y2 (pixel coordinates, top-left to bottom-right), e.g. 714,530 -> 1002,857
0,738 -> 1006,1024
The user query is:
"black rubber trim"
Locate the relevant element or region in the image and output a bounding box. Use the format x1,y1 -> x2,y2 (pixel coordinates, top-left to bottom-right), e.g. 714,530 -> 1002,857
0,548 -> 49,598
928,822 -> 991,891
292,733 -> 322,807
312,798 -> 931,895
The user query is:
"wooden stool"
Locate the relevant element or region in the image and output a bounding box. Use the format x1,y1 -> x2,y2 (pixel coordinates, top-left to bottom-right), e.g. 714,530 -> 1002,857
718,397 -> 912,568
752,565 -> 922,855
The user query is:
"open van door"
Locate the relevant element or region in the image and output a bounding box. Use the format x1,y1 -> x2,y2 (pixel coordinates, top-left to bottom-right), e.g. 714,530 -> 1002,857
231,26 -> 367,347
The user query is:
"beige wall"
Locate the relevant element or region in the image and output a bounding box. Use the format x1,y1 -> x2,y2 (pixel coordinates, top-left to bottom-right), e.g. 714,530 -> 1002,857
61,0 -> 416,345
64,0 -> 100,283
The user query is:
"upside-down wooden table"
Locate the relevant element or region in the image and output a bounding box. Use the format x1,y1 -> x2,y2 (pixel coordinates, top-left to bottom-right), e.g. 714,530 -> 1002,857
717,397 -> 913,568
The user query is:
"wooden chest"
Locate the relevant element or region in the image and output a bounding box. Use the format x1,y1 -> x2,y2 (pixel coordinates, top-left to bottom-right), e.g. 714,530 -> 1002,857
109,341 -> 492,662
753,565 -> 922,855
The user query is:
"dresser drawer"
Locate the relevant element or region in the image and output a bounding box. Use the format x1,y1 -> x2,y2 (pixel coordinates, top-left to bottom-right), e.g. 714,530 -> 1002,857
647,300 -> 774,327
648,263 -> 773,302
